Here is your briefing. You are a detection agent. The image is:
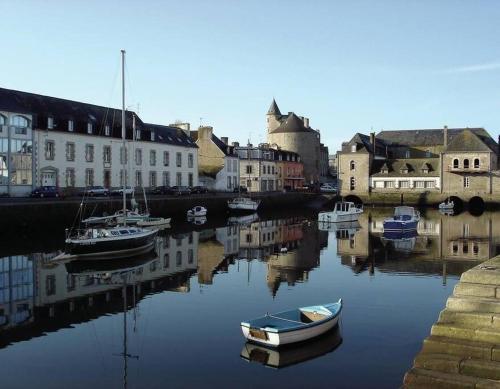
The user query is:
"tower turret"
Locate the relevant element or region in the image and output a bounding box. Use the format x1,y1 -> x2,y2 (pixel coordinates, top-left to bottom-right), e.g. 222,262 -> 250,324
266,98 -> 282,133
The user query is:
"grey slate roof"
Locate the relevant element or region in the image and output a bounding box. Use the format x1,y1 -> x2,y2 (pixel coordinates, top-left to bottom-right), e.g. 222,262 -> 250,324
446,129 -> 496,153
341,133 -> 386,155
0,87 -> 197,148
371,158 -> 440,177
270,113 -> 314,134
267,99 -> 281,116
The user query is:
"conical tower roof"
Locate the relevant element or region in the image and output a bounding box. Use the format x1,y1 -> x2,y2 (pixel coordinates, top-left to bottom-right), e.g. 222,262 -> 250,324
267,99 -> 281,116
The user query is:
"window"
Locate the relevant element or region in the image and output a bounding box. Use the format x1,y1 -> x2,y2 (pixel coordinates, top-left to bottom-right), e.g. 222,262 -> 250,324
463,243 -> 469,254
405,150 -> 410,158
105,125 -> 110,136
351,144 -> 356,152
425,181 -> 435,189
11,115 -> 29,128
464,176 -> 470,188
151,131 -> 155,141
47,117 -> 54,129
233,159 -> 238,172
68,120 -> 74,132
176,172 -> 182,186
453,159 -> 459,169
85,169 -> 94,186
163,151 -> 169,166
188,153 -> 193,168
135,170 -> 142,187
176,152 -> 182,167
350,161 -> 356,171
464,159 -> 469,169
135,148 -> 142,165
474,158 -> 480,169
149,171 -> 157,187
135,129 -> 141,140
188,173 -> 193,187
87,122 -> 93,134
452,243 -> 458,255
473,243 -> 479,255
163,253 -> 170,268
45,140 -> 55,160
399,180 -> 410,188
163,171 -> 170,186
422,168 -> 429,174
120,170 -> 127,187
415,181 -> 425,189
85,144 -> 94,162
384,181 -> 394,188
425,149 -> 431,157
150,150 -> 156,166
272,166 -> 275,174
176,251 -> 182,266
66,142 -> 75,161
401,167 -> 409,174
463,224 -> 470,237
46,275 -> 56,296
103,145 -> 111,164
227,176 -> 232,189
66,168 -> 75,187
120,146 -> 127,164
188,249 -> 194,264
246,165 -> 252,174
350,177 -> 356,190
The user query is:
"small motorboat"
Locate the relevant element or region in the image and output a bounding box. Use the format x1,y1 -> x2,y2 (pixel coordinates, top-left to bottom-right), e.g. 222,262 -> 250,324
188,216 -> 207,225
187,206 -> 207,217
318,202 -> 363,223
136,217 -> 171,228
439,198 -> 454,210
228,197 -> 261,212
381,230 -> 418,253
383,206 -> 420,233
241,299 -> 342,347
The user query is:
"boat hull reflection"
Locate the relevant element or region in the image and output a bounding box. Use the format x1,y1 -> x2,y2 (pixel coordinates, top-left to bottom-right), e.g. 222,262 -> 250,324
241,327 -> 342,369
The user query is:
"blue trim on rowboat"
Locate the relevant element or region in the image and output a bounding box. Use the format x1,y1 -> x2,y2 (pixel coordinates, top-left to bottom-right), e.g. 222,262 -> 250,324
241,300 -> 342,334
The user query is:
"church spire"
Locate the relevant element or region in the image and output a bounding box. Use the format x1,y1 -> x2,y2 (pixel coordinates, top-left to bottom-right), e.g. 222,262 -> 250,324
267,98 -> 281,116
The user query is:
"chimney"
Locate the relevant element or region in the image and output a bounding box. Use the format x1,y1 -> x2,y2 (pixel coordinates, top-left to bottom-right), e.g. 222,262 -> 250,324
221,137 -> 228,145
199,126 -> 213,140
370,132 -> 375,147
304,117 -> 309,128
232,141 -> 240,147
444,126 -> 448,147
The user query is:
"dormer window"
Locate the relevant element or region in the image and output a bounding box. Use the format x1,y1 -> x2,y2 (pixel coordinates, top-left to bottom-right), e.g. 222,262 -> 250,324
381,167 -> 388,174
87,122 -> 93,134
425,149 -> 431,157
351,144 -> 357,153
68,120 -> 74,132
105,125 -> 110,136
151,131 -> 155,141
135,129 -> 141,140
405,150 -> 410,158
47,117 -> 54,129
401,168 -> 408,174
422,168 -> 429,174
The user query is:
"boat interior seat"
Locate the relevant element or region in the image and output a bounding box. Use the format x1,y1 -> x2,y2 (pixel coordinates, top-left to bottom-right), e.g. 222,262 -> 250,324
299,310 -> 327,322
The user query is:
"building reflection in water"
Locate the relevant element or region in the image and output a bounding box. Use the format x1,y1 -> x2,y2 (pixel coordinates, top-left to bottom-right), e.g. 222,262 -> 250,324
2,210 -> 498,350
337,209 -> 500,277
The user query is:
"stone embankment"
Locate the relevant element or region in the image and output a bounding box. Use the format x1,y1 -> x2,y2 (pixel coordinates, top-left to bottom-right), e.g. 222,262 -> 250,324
404,256 -> 500,387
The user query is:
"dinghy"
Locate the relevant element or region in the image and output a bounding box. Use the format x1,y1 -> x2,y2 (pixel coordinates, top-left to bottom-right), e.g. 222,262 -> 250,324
187,206 -> 207,217
241,299 -> 342,347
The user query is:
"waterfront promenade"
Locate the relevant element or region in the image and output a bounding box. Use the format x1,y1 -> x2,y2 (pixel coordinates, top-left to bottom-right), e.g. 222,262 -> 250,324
405,255 -> 500,387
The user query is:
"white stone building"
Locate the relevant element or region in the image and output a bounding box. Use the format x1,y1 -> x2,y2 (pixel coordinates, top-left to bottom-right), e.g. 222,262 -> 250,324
0,87 -> 199,196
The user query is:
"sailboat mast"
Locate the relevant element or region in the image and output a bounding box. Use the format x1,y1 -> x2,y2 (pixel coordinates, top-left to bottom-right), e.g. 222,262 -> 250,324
121,50 -> 127,225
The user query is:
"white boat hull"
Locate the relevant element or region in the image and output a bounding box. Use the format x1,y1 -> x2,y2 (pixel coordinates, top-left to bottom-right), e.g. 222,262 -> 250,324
137,218 -> 171,227
241,315 -> 340,347
228,202 -> 260,211
318,210 -> 361,223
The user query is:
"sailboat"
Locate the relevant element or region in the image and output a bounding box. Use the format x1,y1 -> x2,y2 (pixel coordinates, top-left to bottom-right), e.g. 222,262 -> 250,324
59,50 -> 158,260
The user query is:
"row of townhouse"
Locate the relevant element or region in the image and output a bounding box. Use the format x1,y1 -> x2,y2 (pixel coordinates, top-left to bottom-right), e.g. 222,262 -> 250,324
192,125 -> 305,193
337,126 -> 500,198
0,87 -> 198,197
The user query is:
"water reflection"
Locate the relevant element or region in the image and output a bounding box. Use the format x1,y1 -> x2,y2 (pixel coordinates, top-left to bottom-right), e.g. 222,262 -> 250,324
241,327 -> 342,369
0,209 -> 499,386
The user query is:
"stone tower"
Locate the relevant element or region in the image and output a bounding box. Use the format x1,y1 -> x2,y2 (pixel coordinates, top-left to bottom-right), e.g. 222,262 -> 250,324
266,99 -> 282,133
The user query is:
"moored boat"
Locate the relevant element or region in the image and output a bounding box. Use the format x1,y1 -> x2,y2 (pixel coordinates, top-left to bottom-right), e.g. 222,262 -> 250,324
228,197 -> 261,212
187,206 -> 207,217
318,201 -> 363,223
439,198 -> 454,210
241,299 -> 342,347
136,216 -> 171,228
383,206 -> 420,233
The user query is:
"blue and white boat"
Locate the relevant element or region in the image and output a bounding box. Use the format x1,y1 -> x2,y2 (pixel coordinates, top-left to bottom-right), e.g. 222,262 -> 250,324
241,300 -> 342,347
383,206 -> 420,233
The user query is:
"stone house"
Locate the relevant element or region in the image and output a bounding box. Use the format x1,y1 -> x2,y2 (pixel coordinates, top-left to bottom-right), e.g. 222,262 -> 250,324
190,126 -> 239,191
234,144 -> 277,192
274,148 -> 304,190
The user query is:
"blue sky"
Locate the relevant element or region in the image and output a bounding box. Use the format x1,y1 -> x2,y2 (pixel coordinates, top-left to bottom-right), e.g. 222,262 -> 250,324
1,0 -> 500,151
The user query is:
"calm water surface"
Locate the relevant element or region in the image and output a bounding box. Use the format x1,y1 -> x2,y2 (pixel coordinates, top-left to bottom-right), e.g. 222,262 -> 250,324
0,208 -> 497,388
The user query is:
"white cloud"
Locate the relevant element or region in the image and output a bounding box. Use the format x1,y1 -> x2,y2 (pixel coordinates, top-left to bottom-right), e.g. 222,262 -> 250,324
443,62 -> 500,74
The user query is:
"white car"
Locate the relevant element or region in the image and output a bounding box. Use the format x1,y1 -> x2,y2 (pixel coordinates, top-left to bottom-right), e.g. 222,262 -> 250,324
320,183 -> 337,193
112,186 -> 134,196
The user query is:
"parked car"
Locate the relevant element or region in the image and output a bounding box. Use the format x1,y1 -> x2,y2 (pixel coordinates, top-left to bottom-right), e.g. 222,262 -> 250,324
232,186 -> 248,193
30,186 -> 63,198
171,186 -> 191,196
320,183 -> 337,193
111,186 -> 134,196
151,185 -> 174,195
191,185 -> 209,194
86,186 -> 110,196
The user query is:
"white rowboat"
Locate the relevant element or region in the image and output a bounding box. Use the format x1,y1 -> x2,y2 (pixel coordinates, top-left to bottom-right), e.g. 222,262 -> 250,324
241,299 -> 342,347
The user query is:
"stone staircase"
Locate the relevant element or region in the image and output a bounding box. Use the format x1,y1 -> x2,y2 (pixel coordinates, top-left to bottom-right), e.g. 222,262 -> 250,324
404,257 -> 500,388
